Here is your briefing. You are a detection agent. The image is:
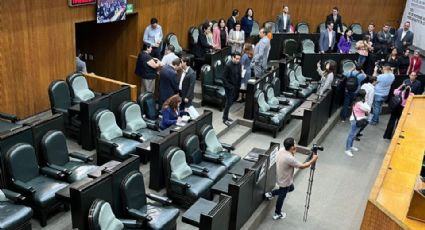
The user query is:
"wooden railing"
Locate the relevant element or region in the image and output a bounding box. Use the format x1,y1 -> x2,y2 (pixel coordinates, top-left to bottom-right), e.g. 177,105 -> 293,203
84,73 -> 137,101
361,95 -> 425,230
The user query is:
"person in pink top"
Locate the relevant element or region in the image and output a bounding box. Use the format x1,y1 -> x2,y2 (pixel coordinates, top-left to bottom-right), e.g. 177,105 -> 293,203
383,84 -> 414,139
345,89 -> 371,157
213,19 -> 228,50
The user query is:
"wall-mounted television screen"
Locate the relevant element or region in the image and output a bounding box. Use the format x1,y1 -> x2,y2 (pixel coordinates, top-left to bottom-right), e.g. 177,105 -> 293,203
96,0 -> 127,24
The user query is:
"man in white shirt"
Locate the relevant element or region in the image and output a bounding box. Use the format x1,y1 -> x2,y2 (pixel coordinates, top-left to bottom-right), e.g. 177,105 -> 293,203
319,22 -> 336,53
265,138 -> 318,220
394,21 -> 414,53
161,45 -> 179,66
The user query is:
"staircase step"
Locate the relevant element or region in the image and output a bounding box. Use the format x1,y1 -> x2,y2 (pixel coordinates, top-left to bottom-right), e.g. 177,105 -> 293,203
218,121 -> 252,147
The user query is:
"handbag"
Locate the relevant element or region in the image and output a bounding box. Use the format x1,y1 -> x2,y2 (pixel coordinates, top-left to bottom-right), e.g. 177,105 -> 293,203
352,104 -> 368,128
388,93 -> 402,111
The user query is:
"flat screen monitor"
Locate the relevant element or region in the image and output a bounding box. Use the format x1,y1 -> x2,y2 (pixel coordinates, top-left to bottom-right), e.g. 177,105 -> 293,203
96,0 -> 127,24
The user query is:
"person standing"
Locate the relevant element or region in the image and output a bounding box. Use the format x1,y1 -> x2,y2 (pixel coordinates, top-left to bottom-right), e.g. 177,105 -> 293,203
195,23 -> 214,59
356,35 -> 373,66
340,64 -> 366,121
179,57 -> 196,110
383,85 -> 413,139
363,23 -> 378,49
394,21 -> 414,54
316,61 -> 336,96
213,19 -> 229,50
398,49 -> 410,75
326,7 -> 343,34
275,5 -> 291,33
337,29 -> 353,54
376,24 -> 393,55
135,44 -> 162,93
345,90 -> 370,157
407,50 -> 422,75
403,72 -> 423,95
76,50 -> 87,73
159,58 -> 181,107
355,76 -> 377,140
319,22 -> 336,53
222,52 -> 242,126
253,28 -> 271,77
241,8 -> 254,40
161,45 -> 179,66
238,43 -> 254,102
387,48 -> 400,74
264,137 -> 318,220
228,23 -> 245,54
370,64 -> 395,125
143,18 -> 163,58
227,9 -> 239,31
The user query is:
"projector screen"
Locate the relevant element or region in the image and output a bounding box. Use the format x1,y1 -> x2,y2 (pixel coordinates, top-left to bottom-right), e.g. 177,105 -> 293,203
401,0 -> 425,50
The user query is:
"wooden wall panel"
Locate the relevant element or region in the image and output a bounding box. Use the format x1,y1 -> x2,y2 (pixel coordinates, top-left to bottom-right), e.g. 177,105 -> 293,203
0,0 -> 406,118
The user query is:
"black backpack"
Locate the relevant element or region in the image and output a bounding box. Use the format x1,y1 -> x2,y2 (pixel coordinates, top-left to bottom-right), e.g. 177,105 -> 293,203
346,71 -> 360,92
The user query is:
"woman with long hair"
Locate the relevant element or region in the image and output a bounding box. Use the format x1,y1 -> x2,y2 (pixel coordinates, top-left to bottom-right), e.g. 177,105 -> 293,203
345,89 -> 370,157
213,18 -> 228,50
238,42 -> 254,102
159,94 -> 182,130
241,8 -> 254,40
383,84 -> 413,139
356,34 -> 373,66
337,28 -> 353,54
387,48 -> 399,74
316,61 -> 336,96
407,49 -> 422,74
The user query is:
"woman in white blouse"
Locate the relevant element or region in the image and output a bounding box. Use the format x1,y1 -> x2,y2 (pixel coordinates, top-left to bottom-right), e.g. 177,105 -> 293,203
228,23 -> 245,54
316,61 -> 336,96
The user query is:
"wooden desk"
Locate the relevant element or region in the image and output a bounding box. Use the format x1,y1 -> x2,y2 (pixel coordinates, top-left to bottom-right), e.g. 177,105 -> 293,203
361,96 -> 425,229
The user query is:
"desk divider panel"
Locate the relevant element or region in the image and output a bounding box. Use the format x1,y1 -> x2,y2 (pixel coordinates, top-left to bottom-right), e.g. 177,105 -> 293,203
108,85 -> 131,127
195,110 -> 213,135
70,173 -> 113,230
200,194 -> 232,230
263,142 -> 280,194
171,121 -> 197,147
250,156 -> 268,215
149,131 -> 179,191
80,95 -> 110,150
228,169 -> 255,230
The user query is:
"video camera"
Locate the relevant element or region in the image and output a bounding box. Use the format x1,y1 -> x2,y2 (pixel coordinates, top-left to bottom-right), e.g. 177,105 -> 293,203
374,59 -> 386,74
311,144 -> 324,155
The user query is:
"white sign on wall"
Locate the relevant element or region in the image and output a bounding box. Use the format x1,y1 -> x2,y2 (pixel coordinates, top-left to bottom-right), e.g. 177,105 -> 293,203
401,0 -> 425,50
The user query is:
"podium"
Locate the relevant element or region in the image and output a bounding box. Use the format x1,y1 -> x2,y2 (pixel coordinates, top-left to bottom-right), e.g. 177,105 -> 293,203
407,176 -> 425,222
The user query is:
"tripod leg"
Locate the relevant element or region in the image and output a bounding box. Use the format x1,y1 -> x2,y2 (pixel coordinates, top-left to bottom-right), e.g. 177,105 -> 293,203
303,168 -> 316,222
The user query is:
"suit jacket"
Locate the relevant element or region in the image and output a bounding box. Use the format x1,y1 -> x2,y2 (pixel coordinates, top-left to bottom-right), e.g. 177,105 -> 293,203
275,14 -> 291,33
319,29 -> 336,52
394,29 -> 414,52
228,29 -> 245,53
326,14 -> 343,33
195,33 -> 213,58
223,62 -> 241,90
253,36 -> 271,70
377,31 -> 393,46
159,65 -> 178,106
227,16 -> 237,31
180,67 -> 196,100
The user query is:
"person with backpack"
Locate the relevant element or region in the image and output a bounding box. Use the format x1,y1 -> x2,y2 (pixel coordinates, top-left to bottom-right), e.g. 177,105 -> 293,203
383,84 -> 413,139
340,64 -> 366,121
345,89 -> 370,157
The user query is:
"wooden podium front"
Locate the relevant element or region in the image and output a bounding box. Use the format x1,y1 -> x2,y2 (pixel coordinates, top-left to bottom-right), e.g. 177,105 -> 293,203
407,176 -> 425,223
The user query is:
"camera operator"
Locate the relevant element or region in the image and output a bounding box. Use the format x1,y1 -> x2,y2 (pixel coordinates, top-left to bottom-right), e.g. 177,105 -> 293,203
370,63 -> 395,125
265,137 -> 318,220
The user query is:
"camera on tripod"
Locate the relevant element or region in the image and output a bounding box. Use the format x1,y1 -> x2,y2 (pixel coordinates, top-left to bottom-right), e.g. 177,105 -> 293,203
311,144 -> 324,154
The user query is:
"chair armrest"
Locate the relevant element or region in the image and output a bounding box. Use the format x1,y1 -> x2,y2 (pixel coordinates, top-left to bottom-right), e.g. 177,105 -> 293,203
281,91 -> 296,97
146,193 -> 173,205
191,167 -> 209,177
98,138 -> 119,150
204,85 -> 220,91
221,143 -> 235,151
145,120 -> 159,130
123,130 -> 143,142
69,152 -> 93,163
214,79 -> 224,86
12,180 -> 35,197
41,166 -> 66,179
47,164 -> 72,176
190,164 -> 209,173
119,219 -> 143,229
259,111 -> 274,118
0,112 -> 18,122
269,106 -> 280,112
202,153 -> 224,163
2,189 -> 25,202
304,77 -> 313,82
170,178 -> 191,190
128,208 -> 152,222
288,86 -> 302,91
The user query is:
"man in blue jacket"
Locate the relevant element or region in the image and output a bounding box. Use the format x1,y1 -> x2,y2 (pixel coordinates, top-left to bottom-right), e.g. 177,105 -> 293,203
159,58 -> 181,107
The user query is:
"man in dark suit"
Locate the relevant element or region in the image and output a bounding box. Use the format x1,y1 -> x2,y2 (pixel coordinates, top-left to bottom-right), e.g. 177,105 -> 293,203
179,57 -> 196,110
394,21 -> 414,53
363,23 -> 378,49
275,5 -> 291,33
319,22 -> 336,53
227,9 -> 239,31
159,58 -> 181,106
325,7 -> 343,34
376,24 -> 393,55
222,52 -> 241,126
